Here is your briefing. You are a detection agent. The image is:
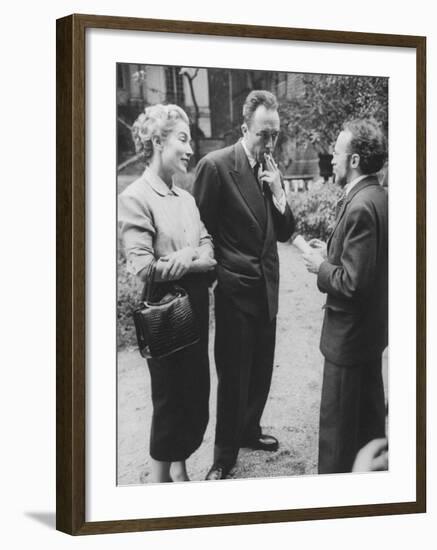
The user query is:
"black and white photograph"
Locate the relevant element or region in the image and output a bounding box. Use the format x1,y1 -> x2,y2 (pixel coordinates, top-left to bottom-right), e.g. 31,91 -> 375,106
116,63 -> 389,485
2,0 -> 434,544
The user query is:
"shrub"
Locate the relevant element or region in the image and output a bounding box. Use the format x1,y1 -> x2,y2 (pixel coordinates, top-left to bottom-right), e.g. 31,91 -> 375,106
288,182 -> 342,241
117,245 -> 141,350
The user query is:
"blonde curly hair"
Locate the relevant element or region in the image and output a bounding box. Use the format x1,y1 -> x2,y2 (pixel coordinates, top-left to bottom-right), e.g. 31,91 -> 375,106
131,104 -> 190,164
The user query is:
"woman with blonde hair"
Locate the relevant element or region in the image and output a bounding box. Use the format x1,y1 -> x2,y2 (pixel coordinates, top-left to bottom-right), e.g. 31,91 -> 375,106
119,104 -> 215,483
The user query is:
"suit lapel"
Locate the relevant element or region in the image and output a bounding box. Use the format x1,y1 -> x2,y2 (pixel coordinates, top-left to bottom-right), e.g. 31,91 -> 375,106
327,176 -> 380,249
229,142 -> 267,230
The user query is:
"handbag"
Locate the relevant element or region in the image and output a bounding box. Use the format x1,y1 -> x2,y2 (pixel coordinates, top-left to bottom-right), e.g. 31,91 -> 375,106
133,261 -> 200,359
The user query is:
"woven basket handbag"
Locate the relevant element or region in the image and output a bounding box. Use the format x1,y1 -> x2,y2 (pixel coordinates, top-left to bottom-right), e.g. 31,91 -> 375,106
133,261 -> 200,359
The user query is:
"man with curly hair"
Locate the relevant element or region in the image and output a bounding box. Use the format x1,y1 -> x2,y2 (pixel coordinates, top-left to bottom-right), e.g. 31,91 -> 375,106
303,119 -> 388,474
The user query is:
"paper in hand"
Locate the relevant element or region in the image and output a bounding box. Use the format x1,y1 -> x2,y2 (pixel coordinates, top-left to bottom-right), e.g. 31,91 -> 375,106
291,233 -> 313,255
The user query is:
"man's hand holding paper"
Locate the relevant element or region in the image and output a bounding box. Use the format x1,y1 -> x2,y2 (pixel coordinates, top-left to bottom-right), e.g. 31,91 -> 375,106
302,250 -> 325,274
291,233 -> 325,274
308,238 -> 327,259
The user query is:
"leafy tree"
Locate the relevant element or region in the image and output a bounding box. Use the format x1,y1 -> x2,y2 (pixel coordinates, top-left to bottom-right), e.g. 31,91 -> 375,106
279,74 -> 388,153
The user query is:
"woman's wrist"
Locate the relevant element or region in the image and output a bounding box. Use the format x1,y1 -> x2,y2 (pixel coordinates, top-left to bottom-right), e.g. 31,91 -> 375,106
188,247 -> 199,261
189,256 -> 216,273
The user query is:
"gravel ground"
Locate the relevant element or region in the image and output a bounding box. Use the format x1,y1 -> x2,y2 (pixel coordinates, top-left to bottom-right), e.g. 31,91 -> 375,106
117,242 -> 388,485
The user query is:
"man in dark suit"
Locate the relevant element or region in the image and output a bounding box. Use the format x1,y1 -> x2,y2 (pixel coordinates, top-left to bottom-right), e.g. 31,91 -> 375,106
193,90 -> 295,480
303,119 -> 388,474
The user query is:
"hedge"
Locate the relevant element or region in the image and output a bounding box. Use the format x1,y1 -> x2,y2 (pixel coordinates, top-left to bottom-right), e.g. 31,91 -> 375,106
287,182 -> 341,241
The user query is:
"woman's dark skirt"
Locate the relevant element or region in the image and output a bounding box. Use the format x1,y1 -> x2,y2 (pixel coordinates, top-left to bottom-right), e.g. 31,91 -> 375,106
146,274 -> 210,462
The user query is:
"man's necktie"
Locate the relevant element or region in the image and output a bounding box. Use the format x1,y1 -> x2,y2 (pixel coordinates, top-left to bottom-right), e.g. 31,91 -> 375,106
253,162 -> 269,197
335,193 -> 346,218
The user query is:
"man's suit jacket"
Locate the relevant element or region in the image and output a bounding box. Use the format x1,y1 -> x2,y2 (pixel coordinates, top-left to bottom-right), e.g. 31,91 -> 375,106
193,141 -> 295,320
317,176 -> 388,366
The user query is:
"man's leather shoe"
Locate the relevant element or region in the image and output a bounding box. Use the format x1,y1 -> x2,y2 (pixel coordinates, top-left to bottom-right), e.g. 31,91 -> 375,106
205,464 -> 229,481
242,434 -> 279,452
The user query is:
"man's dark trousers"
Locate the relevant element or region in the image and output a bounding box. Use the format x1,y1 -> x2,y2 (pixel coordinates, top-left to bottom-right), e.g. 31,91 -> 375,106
193,141 -> 295,472
318,357 -> 386,474
213,288 -> 277,468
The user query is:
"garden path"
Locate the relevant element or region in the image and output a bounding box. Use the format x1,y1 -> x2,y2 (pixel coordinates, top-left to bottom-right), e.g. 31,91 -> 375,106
117,242 -> 388,484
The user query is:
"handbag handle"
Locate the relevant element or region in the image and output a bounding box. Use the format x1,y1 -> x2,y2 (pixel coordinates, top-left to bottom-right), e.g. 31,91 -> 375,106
140,260 -> 157,303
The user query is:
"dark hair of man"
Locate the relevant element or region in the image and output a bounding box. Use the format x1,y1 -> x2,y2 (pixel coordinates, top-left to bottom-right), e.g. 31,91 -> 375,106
343,119 -> 388,174
242,90 -> 279,126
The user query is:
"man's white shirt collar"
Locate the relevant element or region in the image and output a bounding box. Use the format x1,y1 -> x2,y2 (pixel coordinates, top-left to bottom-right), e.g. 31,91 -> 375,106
344,174 -> 369,196
241,139 -> 257,167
